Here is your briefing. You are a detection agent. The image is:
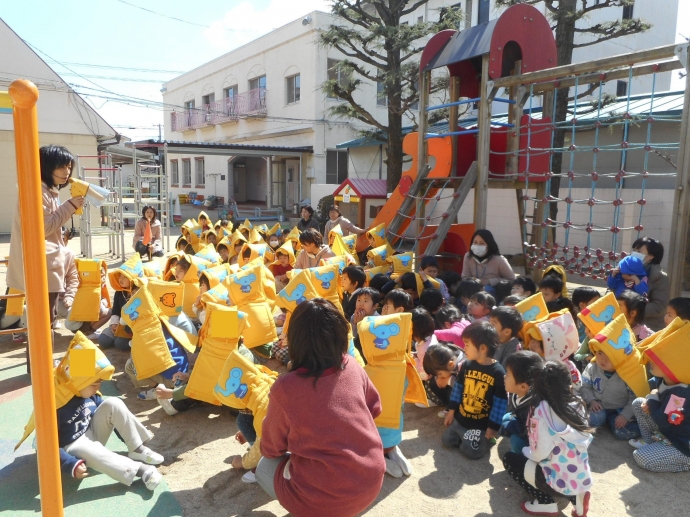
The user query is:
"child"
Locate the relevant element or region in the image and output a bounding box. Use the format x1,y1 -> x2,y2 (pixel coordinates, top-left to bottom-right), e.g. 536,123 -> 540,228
501,350 -> 543,453
412,307 -> 438,379
192,274 -> 211,324
439,270 -> 462,303
664,297 -> 690,326
572,287 -> 601,343
256,299 -> 385,515
607,255 -> 649,298
368,273 -> 389,294
419,288 -> 444,315
422,342 -> 466,415
443,321 -> 507,459
99,256 -> 145,351
488,306 -> 522,368
456,277 -> 483,313
617,291 -> 653,341
269,246 -> 295,292
420,256 -> 450,301
381,289 -> 414,316
216,239 -> 230,264
502,361 -> 593,517
539,275 -> 563,304
341,265 -> 367,320
581,348 -> 641,440
467,291 -> 495,322
351,287 -> 381,341
511,277 -> 537,298
501,294 -> 525,306
493,279 -> 513,306
382,272 -> 431,303
434,305 -> 470,349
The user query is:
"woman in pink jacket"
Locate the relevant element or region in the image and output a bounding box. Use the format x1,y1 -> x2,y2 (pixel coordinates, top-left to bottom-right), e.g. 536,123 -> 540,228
133,205 -> 163,259
461,229 -> 516,292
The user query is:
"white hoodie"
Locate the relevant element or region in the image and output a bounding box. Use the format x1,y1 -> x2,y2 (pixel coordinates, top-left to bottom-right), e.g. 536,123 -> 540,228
523,401 -> 593,497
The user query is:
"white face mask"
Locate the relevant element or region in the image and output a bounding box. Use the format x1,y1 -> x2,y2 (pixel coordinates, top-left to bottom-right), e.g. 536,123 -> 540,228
269,240 -> 279,248
471,244 -> 487,257
630,251 -> 647,263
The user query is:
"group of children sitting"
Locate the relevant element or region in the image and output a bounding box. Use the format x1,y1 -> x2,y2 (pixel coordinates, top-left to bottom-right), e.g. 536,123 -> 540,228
18,210 -> 690,517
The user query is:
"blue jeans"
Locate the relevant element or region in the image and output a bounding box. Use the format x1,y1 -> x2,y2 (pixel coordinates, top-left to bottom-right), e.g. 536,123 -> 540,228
589,408 -> 641,440
236,412 -> 256,445
501,413 -> 529,453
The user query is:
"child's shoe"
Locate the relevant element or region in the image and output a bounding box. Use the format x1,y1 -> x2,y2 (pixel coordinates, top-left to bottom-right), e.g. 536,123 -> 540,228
384,457 -> 403,478
628,438 -> 648,449
157,397 -> 179,416
520,500 -> 559,516
415,400 -> 438,408
142,466 -> 162,491
129,446 -> 164,465
138,387 -> 158,400
241,470 -> 258,483
571,491 -> 590,517
388,446 -> 412,476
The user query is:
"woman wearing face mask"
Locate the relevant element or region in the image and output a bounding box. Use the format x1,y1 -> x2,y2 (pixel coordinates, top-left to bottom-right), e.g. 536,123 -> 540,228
297,205 -> 321,233
631,237 -> 669,331
461,229 -> 515,291
323,205 -> 366,238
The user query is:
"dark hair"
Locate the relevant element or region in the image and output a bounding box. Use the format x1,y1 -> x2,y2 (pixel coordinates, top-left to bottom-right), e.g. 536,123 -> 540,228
470,291 -> 496,309
543,267 -> 566,283
288,299 -> 349,381
355,287 -> 381,307
668,297 -> 690,321
176,236 -> 188,249
342,265 -> 366,290
469,229 -> 500,258
494,279 -> 512,305
419,288 -> 444,313
423,342 -> 463,377
420,256 -> 439,270
539,275 -> 563,295
369,273 -> 389,293
40,145 -> 75,189
299,228 -> 323,247
504,351 -> 544,385
412,307 -> 436,341
632,236 -> 664,265
217,241 -> 229,252
532,361 -> 590,432
457,277 -> 483,301
436,305 -> 462,327
328,205 -> 341,216
199,274 -> 211,291
501,294 -> 525,306
572,287 -> 600,309
242,246 -> 252,259
400,272 -> 418,292
301,205 -> 314,217
177,257 -> 191,274
512,277 -> 537,296
439,270 -> 461,291
616,291 -> 647,326
462,321 -> 499,358
489,306 -> 523,338
384,289 -> 413,312
141,205 -> 158,222
546,297 -> 575,320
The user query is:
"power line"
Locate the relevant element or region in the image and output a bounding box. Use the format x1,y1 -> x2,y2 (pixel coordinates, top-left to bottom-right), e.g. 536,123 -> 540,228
60,72 -> 167,83
46,60 -> 185,74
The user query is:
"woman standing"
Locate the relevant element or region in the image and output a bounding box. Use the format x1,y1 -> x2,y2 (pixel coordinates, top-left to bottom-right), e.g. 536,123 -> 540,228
461,229 -> 516,290
296,205 -> 320,233
133,205 -> 164,259
631,236 -> 669,331
324,205 -> 366,238
7,146 -> 85,356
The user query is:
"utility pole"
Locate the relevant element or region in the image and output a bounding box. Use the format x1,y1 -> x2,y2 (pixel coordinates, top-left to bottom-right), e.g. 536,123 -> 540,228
158,124 -> 162,141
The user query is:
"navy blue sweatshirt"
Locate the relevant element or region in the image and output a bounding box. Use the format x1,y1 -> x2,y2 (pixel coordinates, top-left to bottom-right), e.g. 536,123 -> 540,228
647,381 -> 690,457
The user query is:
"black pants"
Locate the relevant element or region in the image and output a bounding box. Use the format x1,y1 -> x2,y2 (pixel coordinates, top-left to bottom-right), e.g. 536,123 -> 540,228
502,451 -> 576,505
135,241 -> 164,259
425,376 -> 452,407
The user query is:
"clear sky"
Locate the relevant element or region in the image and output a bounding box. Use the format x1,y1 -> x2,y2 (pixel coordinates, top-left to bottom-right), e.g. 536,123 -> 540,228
0,0 -> 687,141
0,0 -> 331,140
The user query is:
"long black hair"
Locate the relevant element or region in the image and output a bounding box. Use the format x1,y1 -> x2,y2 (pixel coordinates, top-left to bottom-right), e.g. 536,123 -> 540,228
617,290 -> 647,327
423,342 -> 463,376
40,145 -> 75,189
469,229 -> 500,259
288,298 -> 349,382
532,361 -> 590,433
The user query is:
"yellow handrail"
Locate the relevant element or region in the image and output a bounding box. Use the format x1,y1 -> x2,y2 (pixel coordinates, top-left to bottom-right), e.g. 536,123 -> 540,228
6,80 -> 64,516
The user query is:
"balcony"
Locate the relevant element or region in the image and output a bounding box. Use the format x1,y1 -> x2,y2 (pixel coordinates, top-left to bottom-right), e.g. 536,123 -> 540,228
171,88 -> 267,132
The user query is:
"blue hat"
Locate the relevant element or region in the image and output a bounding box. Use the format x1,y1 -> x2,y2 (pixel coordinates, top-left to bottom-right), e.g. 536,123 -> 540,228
618,255 -> 646,277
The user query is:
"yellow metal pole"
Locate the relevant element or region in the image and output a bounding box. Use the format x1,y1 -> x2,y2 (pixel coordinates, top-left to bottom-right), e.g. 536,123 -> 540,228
8,79 -> 64,516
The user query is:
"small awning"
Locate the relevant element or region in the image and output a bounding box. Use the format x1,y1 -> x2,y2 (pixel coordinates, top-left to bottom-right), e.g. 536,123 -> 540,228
334,178 -> 387,199
423,19 -> 498,72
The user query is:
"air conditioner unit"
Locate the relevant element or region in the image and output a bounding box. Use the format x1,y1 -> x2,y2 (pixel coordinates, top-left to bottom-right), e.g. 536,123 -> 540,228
305,167 -> 315,179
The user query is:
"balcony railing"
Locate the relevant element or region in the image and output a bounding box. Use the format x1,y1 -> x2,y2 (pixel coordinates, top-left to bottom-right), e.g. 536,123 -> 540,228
171,88 -> 267,132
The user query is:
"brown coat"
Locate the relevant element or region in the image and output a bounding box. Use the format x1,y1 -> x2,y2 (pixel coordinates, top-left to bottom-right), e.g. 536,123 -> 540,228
461,253 -> 516,287
644,263 -> 670,331
7,183 -> 76,293
324,216 -> 365,238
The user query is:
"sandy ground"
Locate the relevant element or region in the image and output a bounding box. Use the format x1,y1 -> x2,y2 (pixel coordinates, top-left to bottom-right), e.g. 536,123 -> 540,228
2,229 -> 690,516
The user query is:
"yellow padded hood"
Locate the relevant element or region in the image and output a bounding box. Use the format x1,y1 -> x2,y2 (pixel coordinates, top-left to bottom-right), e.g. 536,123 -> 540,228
364,265 -> 390,285
108,253 -> 147,292
238,243 -> 274,267
225,265 -> 277,348
247,227 -> 264,244
366,223 -> 387,248
578,292 -> 622,336
640,317 -> 690,385
543,265 -> 568,298
387,252 -> 414,280
147,278 -> 185,317
516,292 -> 549,323
196,243 -> 221,265
367,243 -> 395,267
304,263 -> 342,312
200,264 -> 231,289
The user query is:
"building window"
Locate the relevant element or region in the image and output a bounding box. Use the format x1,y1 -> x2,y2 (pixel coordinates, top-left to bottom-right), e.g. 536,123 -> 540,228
616,80 -> 628,97
184,99 -> 195,110
286,74 -> 300,104
195,158 -> 205,186
170,160 -> 179,186
326,150 -> 348,184
224,85 -> 238,100
327,58 -> 349,99
249,75 -> 266,91
417,15 -> 424,24
622,1 -> 634,19
202,93 -> 215,106
182,159 -> 192,186
478,0 -> 490,24
376,72 -> 387,107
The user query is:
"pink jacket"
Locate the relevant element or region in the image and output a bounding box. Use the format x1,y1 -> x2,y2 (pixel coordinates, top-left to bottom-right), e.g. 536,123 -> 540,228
60,248 -> 79,307
7,183 -> 76,293
434,320 -> 471,349
132,218 -> 162,251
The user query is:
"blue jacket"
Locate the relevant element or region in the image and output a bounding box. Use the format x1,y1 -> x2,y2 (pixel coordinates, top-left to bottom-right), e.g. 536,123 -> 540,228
607,256 -> 649,297
60,448 -> 84,478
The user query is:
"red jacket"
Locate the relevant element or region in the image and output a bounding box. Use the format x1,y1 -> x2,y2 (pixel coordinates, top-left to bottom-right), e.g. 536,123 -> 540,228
261,356 -> 385,517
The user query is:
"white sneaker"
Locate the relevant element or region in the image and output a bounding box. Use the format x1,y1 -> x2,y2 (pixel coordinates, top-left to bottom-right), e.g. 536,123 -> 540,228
384,457 -> 403,478
129,447 -> 164,465
157,397 -> 178,416
241,470 -> 258,483
138,388 -> 158,401
414,402 -> 428,408
628,438 -> 648,449
520,499 -> 559,516
438,410 -> 448,419
54,320 -> 63,329
12,333 -> 24,342
142,467 -> 162,491
388,446 -> 412,476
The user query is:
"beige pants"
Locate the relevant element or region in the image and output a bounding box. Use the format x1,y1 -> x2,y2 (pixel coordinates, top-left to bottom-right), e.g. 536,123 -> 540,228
125,358 -> 171,389
63,398 -> 153,485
